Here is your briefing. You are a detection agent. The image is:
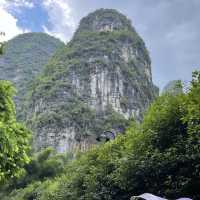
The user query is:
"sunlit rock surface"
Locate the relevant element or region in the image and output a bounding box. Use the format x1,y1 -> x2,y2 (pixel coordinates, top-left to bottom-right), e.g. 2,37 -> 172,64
25,9 -> 158,153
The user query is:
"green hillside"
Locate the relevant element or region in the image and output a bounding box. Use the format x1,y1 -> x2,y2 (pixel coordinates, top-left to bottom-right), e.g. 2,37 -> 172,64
0,32 -> 64,116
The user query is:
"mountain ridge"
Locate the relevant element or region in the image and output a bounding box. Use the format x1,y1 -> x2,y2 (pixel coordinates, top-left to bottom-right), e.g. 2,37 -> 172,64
24,9 -> 158,153
0,32 -> 64,116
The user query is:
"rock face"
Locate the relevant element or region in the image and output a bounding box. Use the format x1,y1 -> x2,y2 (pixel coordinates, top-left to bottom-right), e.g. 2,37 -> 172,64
0,32 -> 64,116
25,9 -> 158,153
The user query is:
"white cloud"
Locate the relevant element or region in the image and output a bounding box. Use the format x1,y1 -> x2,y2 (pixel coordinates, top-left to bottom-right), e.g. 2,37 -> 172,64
0,8 -> 22,42
1,0 -> 34,9
0,0 -> 74,42
42,0 -> 75,42
13,0 -> 34,8
0,0 -> 30,42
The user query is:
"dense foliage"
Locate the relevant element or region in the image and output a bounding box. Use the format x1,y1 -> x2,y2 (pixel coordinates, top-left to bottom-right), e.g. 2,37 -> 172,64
0,81 -> 30,182
1,71 -> 199,200
0,147 -> 71,197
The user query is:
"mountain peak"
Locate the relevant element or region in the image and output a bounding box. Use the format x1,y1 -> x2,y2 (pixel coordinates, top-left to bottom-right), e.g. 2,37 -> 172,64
24,9 -> 158,153
76,9 -> 134,34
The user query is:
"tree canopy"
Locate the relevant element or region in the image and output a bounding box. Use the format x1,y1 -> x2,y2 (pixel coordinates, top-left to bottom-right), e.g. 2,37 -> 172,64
0,42 -> 4,54
0,71 -> 199,200
0,80 -> 31,182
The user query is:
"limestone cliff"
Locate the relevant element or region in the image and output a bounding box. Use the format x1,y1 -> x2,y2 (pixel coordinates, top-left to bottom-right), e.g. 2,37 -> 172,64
25,9 -> 158,152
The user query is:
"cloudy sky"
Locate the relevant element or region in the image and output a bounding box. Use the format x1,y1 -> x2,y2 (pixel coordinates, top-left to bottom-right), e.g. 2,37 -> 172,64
0,0 -> 199,89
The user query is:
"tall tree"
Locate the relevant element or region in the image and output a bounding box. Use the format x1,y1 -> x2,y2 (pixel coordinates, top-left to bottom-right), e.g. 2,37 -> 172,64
0,80 -> 31,182
0,42 -> 4,54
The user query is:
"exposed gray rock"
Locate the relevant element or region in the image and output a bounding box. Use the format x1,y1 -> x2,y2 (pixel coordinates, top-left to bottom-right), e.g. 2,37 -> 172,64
25,9 -> 158,153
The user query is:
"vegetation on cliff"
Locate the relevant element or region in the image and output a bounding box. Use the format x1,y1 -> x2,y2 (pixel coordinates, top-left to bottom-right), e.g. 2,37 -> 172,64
24,9 -> 158,152
0,33 -> 64,116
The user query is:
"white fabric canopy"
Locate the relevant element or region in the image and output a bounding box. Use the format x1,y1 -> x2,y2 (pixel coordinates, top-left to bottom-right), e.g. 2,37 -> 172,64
177,198 -> 192,200
131,193 -> 192,200
137,193 -> 167,200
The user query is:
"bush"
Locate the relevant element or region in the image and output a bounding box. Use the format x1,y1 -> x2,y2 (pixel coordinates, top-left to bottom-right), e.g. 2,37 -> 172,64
1,71 -> 199,200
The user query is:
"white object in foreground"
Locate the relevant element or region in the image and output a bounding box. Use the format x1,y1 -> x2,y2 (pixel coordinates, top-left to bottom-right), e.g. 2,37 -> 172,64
131,193 -> 167,200
177,198 -> 192,200
131,193 -> 192,200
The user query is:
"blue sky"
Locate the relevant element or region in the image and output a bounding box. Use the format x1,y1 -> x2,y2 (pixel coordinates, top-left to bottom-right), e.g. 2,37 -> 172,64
0,0 -> 200,90
14,2 -> 48,32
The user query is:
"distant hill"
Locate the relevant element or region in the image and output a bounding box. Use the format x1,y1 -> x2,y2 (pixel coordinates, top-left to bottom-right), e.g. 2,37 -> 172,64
162,80 -> 183,95
0,32 -> 64,116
